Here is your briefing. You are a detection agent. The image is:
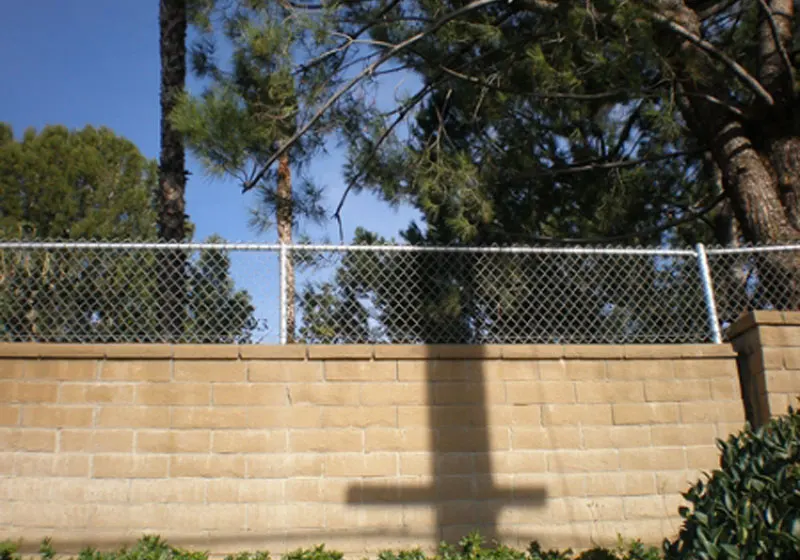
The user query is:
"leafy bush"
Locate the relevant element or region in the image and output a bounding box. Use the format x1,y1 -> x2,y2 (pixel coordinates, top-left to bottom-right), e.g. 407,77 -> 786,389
282,546 -> 342,560
436,533 -> 527,560
526,536 -> 660,560
0,540 -> 20,560
225,551 -> 272,560
377,547 -> 428,560
415,531 -> 658,560
74,535 -> 207,560
0,533 -> 659,560
664,407 -> 800,559
40,538 -> 56,560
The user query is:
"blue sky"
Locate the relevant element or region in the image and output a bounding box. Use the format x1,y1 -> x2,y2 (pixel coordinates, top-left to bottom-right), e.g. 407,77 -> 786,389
0,0 -> 420,245
1,0 -> 422,342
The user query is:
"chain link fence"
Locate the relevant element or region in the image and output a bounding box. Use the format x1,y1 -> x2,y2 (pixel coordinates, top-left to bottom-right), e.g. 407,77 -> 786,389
706,246 -> 800,333
0,242 -> 275,344
1,240 -> 798,345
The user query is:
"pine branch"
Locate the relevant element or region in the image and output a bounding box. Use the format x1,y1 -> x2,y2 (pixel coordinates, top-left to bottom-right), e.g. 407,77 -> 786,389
295,0 -> 403,74
519,149 -> 703,178
241,0 -> 504,193
437,65 -> 749,116
608,102 -> 644,160
438,65 -> 635,100
649,12 -> 775,106
509,192 -> 727,244
332,93 -> 424,242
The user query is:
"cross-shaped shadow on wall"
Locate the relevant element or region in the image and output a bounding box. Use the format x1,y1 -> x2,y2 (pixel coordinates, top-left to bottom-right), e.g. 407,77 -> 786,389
348,345 -> 547,545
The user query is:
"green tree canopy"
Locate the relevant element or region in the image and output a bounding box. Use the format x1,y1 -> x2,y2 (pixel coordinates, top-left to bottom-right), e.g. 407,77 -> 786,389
282,0 -> 800,343
0,124 -> 158,240
0,124 -> 257,343
172,0 -> 333,230
304,0 -> 795,248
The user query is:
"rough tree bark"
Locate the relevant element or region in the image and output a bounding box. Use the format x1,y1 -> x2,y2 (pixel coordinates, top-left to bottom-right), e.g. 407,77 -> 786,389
277,152 -> 296,342
670,1 -> 797,241
158,0 -> 188,341
664,0 -> 799,307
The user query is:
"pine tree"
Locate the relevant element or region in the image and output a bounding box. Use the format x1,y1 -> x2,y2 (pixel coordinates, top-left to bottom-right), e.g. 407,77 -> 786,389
171,0 -> 333,341
0,124 -> 255,343
0,125 -> 159,240
280,0 -> 800,342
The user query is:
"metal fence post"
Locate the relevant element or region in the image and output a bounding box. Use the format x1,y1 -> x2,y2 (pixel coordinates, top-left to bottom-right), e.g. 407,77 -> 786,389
279,244 -> 288,345
695,243 -> 722,343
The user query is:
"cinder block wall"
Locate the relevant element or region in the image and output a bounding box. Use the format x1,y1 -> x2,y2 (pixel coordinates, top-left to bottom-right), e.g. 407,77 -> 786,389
1,342 -> 743,556
730,311 -> 800,427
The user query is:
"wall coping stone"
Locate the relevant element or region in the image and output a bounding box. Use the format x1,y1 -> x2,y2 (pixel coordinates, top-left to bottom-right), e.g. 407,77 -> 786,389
727,310 -> 800,339
0,342 -> 737,360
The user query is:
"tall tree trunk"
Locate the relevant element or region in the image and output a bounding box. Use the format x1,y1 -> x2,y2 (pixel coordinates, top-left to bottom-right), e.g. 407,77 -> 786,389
711,120 -> 796,243
758,0 -> 800,232
277,152 -> 295,342
158,0 -> 188,341
659,0 -> 799,245
664,0 -> 800,308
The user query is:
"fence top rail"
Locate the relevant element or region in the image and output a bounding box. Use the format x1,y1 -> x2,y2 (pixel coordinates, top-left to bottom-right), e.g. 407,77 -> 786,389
705,244 -> 800,255
4,240 -> 799,256
0,241 -> 283,251
291,244 -> 699,256
0,240 -> 699,256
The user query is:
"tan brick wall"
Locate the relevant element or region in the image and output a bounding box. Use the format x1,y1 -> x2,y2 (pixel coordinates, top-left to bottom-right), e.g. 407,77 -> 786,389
0,343 -> 743,556
729,311 -> 800,426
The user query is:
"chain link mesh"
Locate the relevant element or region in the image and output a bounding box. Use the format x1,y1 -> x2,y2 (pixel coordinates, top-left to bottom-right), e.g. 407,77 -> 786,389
293,247 -> 710,344
0,242 -> 273,343
3,241 -> 798,345
706,246 -> 800,339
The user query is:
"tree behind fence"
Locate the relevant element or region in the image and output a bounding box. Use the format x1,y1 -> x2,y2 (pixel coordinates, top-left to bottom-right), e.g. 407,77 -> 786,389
1,242 -> 797,345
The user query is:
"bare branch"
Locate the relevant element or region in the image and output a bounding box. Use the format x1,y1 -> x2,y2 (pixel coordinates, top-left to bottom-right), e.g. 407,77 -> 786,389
608,102 -> 644,160
332,78 -> 446,240
649,12 -> 775,106
439,65 -> 634,100
509,192 -> 727,244
296,0 -> 403,74
519,149 -> 703,178
439,65 -> 748,116
278,0 -> 367,10
333,98 -> 422,242
242,0 -> 504,192
684,91 -> 748,118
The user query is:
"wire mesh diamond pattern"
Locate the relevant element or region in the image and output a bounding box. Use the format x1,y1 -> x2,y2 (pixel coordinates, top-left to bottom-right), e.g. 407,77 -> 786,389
293,247 -> 711,344
3,240 -> 799,345
707,246 -> 800,339
1,242 -> 272,344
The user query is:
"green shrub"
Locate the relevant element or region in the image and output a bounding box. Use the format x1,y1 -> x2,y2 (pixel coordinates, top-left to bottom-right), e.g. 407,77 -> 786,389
0,540 -> 20,560
283,545 -> 342,560
664,407 -> 800,559
72,535 -> 208,560
377,547 -> 428,560
423,531 -> 658,560
435,532 -> 527,560
1,534 -> 660,560
225,551 -> 271,560
526,537 -> 661,560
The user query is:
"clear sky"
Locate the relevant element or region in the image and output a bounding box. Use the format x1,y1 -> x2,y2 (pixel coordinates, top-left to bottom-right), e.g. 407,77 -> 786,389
1,0 -> 422,342
0,0 -> 420,245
